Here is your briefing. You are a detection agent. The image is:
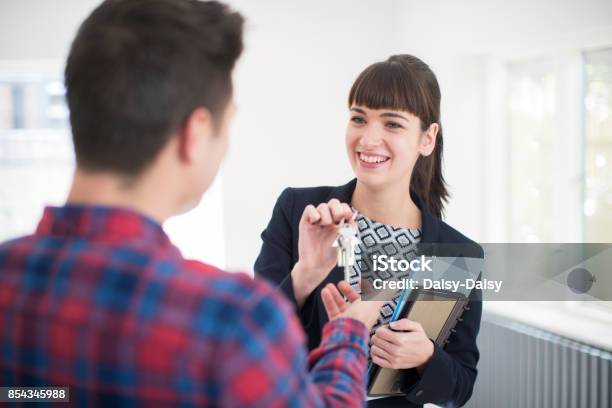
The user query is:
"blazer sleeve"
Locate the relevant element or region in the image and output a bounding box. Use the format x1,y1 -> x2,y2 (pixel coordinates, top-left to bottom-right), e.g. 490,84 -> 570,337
253,188 -> 320,343
398,289 -> 482,407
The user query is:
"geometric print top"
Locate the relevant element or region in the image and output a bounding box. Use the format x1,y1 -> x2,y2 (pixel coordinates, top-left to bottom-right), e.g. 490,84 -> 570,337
347,210 -> 422,335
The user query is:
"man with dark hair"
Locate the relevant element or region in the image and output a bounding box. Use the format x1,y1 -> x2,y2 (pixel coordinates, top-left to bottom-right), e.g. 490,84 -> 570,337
0,0 -> 382,406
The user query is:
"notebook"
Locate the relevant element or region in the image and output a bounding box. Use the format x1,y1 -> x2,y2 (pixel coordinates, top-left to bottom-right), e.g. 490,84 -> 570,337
366,289 -> 469,397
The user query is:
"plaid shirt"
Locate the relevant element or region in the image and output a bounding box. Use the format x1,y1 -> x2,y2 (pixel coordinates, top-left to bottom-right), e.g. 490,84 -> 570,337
0,205 -> 369,407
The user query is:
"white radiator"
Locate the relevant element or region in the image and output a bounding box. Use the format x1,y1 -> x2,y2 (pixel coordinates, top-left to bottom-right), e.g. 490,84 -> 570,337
466,316 -> 612,408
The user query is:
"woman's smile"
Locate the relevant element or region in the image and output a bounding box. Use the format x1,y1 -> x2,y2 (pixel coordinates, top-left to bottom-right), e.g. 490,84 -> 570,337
357,151 -> 390,169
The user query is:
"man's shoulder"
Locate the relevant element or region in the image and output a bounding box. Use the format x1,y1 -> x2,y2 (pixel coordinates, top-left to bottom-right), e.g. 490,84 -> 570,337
0,235 -> 292,328
0,233 -> 37,248
180,260 -> 293,318
0,234 -> 45,260
179,260 -> 302,342
181,260 -> 267,298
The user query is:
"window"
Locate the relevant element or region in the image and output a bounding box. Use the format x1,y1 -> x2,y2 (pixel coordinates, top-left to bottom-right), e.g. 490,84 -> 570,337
0,65 -> 226,268
505,48 -> 612,244
584,48 -> 612,242
496,48 -> 612,326
507,59 -> 557,243
0,72 -> 73,241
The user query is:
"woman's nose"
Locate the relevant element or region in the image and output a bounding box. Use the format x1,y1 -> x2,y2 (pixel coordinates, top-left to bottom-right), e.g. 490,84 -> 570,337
359,126 -> 383,148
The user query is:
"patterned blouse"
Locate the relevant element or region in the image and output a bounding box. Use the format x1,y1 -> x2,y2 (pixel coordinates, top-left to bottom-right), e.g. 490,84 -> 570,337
348,210 -> 422,335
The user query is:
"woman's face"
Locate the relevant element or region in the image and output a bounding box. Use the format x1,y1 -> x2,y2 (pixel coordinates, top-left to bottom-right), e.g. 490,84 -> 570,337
345,105 -> 437,190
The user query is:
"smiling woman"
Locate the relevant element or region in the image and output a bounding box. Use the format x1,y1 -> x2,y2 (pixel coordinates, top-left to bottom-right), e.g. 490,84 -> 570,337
254,55 -> 484,408
347,55 -> 447,220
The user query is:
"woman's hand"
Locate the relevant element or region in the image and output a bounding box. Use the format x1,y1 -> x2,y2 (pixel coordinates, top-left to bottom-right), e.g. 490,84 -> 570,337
291,199 -> 356,307
370,319 -> 434,371
321,281 -> 385,330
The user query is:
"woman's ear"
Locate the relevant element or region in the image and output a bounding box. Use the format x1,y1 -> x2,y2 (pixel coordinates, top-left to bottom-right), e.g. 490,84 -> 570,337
419,123 -> 439,157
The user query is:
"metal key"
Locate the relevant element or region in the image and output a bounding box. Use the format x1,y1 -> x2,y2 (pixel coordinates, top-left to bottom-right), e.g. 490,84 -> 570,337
333,220 -> 360,282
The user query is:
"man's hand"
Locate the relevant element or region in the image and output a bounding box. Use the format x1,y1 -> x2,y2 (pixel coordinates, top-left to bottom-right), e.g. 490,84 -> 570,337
321,281 -> 384,330
370,319 -> 434,370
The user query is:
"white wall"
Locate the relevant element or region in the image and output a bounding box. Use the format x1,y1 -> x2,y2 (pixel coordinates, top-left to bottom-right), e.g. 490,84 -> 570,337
223,0 -> 406,271
0,0 -> 100,61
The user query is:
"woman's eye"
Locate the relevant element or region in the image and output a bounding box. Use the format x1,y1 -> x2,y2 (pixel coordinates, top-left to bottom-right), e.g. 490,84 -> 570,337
350,116 -> 365,124
386,121 -> 402,129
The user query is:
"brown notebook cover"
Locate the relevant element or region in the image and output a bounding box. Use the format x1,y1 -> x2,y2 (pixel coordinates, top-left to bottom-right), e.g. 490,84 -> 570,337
367,290 -> 469,397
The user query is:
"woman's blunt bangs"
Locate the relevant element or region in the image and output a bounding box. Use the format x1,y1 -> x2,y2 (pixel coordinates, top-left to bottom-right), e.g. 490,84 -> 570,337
348,55 -> 438,130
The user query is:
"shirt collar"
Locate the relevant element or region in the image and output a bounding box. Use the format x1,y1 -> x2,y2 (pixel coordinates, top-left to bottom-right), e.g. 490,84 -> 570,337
36,204 -> 170,247
327,178 -> 440,243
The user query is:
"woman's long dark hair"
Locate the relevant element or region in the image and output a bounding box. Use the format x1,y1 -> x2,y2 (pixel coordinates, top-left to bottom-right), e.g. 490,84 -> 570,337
348,54 -> 449,218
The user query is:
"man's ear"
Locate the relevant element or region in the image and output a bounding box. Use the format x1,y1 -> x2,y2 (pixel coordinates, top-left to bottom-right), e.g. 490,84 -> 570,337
178,107 -> 213,163
419,123 -> 439,157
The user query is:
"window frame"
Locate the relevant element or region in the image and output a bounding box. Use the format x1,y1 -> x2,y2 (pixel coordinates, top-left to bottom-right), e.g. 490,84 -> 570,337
482,42 -> 612,338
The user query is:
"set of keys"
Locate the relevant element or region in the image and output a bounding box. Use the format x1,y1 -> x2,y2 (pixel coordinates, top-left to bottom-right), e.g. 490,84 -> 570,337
332,214 -> 360,283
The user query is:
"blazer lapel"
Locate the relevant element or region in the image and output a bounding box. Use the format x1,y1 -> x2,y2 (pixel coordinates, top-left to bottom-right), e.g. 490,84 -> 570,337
325,178 -> 441,242
325,178 -> 357,203
316,179 -> 441,327
409,189 -> 440,243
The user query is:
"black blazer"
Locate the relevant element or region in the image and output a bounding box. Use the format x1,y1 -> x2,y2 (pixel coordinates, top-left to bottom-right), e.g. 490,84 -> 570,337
254,179 -> 483,408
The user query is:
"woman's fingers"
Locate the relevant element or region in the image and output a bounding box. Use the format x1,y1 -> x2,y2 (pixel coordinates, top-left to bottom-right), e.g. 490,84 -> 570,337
340,203 -> 359,229
316,203 -> 333,226
341,203 -> 352,215
328,199 -> 350,224
328,199 -> 354,224
371,344 -> 394,362
302,201 -> 355,228
371,331 -> 400,353
374,325 -> 402,346
389,318 -> 423,333
371,354 -> 392,369
348,209 -> 358,229
302,204 -> 321,225
328,199 -> 343,223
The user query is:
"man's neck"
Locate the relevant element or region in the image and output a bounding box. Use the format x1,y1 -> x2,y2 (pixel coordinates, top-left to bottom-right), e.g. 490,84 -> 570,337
66,169 -> 176,224
351,179 -> 421,230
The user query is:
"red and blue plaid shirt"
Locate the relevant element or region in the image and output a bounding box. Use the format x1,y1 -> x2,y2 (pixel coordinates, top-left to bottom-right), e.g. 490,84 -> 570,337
0,205 -> 369,407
